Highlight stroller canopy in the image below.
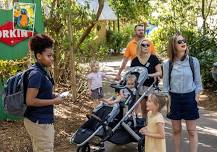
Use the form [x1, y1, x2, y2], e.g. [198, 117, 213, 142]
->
[122, 66, 149, 88]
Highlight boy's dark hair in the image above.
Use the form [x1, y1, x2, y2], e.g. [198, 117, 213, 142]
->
[134, 24, 144, 30]
[29, 34, 54, 58]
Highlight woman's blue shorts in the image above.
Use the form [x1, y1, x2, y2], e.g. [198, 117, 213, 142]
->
[167, 91, 199, 120]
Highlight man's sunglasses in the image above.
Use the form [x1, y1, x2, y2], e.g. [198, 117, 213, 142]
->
[141, 43, 150, 47]
[177, 39, 186, 44]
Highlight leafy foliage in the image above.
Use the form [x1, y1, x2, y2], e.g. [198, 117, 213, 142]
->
[0, 58, 29, 80]
[189, 29, 217, 89]
[108, 0, 152, 22]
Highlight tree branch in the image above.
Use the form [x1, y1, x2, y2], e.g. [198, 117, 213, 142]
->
[205, 0, 213, 19]
[75, 0, 104, 53]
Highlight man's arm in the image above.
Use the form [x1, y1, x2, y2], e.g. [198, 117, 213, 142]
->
[115, 56, 128, 80]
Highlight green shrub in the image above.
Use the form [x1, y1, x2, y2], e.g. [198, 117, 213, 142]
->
[106, 25, 133, 53]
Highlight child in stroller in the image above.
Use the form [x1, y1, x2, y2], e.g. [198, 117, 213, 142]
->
[71, 66, 155, 152]
[92, 74, 137, 123]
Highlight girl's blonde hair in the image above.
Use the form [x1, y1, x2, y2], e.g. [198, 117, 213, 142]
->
[136, 38, 150, 58]
[167, 32, 189, 61]
[89, 61, 99, 72]
[149, 93, 168, 112]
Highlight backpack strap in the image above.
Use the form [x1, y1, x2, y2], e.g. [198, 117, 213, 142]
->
[168, 60, 173, 90]
[189, 56, 195, 82]
[18, 67, 42, 91]
[12, 73, 23, 94]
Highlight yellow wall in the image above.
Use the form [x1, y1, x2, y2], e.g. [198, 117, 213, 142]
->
[93, 21, 108, 44]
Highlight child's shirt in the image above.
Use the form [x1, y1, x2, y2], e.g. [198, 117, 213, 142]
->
[121, 88, 136, 101]
[87, 72, 105, 90]
[145, 111, 166, 152]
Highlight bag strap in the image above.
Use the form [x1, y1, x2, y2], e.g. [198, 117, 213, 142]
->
[189, 56, 195, 82]
[168, 60, 173, 90]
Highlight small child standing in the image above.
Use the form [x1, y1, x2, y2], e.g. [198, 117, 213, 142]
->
[139, 93, 167, 152]
[87, 61, 106, 105]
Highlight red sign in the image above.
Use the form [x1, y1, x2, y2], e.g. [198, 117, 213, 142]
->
[0, 21, 33, 46]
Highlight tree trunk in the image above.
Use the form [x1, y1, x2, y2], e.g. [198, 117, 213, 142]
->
[53, 45, 61, 84]
[201, 0, 213, 35]
[201, 0, 206, 35]
[117, 13, 120, 32]
[68, 13, 77, 101]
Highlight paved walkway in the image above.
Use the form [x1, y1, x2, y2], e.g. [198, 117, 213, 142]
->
[99, 58, 217, 152]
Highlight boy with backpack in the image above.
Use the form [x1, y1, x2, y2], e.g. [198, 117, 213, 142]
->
[3, 34, 63, 152]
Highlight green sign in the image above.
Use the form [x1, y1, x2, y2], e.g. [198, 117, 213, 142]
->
[0, 0, 44, 120]
[0, 0, 44, 60]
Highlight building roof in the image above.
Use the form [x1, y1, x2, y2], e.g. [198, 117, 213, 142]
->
[77, 0, 117, 21]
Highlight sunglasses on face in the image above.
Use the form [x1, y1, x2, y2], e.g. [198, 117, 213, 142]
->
[141, 43, 150, 48]
[127, 83, 134, 86]
[177, 39, 186, 44]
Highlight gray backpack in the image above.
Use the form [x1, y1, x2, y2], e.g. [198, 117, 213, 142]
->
[2, 67, 37, 117]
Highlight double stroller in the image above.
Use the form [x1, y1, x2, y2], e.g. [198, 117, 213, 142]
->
[70, 66, 158, 152]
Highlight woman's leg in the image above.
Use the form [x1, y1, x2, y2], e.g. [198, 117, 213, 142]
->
[171, 120, 182, 152]
[186, 120, 198, 152]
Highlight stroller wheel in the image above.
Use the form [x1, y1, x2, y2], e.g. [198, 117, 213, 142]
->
[77, 144, 90, 152]
[138, 136, 145, 152]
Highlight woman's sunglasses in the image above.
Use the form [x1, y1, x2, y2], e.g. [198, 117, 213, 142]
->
[127, 83, 134, 86]
[177, 39, 186, 44]
[141, 43, 150, 48]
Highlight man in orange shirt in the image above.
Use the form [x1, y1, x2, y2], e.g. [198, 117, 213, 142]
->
[115, 24, 156, 80]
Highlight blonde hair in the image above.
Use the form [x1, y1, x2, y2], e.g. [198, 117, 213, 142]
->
[167, 33, 189, 61]
[89, 61, 99, 72]
[149, 93, 168, 112]
[136, 38, 150, 58]
[127, 74, 137, 84]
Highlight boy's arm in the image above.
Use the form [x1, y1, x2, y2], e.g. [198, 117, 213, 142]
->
[102, 97, 113, 103]
[87, 79, 92, 94]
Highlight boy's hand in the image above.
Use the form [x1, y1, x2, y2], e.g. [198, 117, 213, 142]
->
[88, 90, 92, 96]
[107, 100, 114, 105]
[53, 96, 63, 105]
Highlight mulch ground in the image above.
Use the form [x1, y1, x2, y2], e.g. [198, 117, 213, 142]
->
[0, 95, 95, 152]
[0, 89, 217, 152]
